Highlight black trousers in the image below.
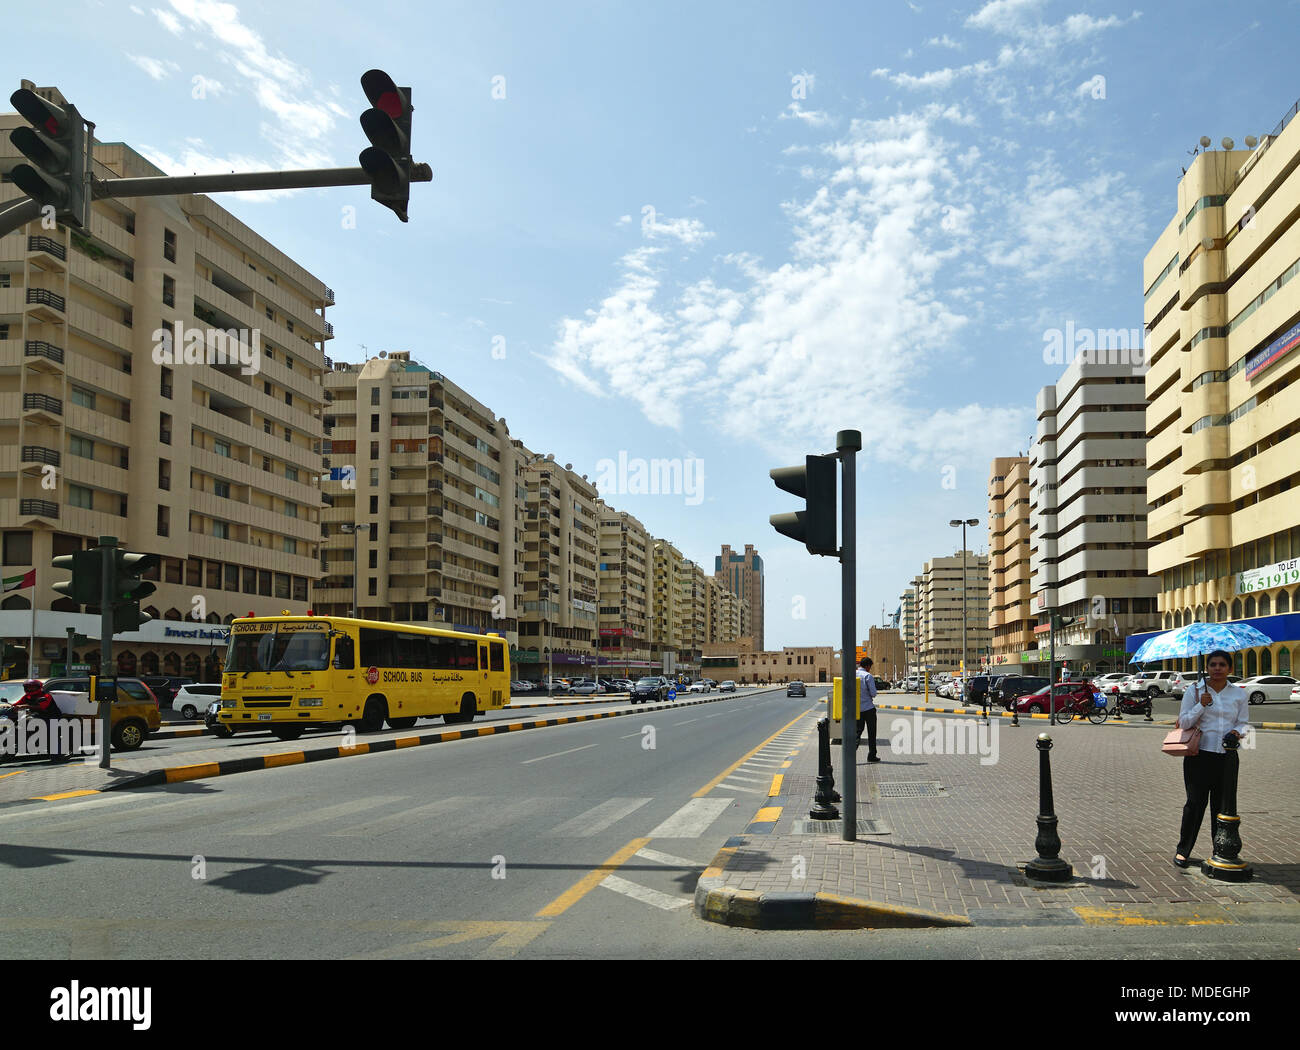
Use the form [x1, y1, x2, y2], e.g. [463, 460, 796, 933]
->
[1177, 751, 1226, 857]
[855, 709, 878, 757]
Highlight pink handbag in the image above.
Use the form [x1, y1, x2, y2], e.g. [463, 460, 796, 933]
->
[1161, 725, 1201, 757]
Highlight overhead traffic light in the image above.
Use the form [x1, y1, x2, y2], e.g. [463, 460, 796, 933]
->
[770, 454, 838, 556]
[1053, 614, 1082, 630]
[358, 69, 414, 222]
[9, 87, 91, 228]
[111, 550, 159, 632]
[52, 549, 103, 606]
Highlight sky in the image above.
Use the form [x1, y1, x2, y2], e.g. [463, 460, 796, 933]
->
[17, 0, 1300, 648]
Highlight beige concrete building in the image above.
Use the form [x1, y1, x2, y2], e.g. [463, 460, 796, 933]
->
[987, 456, 1036, 671]
[651, 539, 684, 673]
[678, 559, 708, 673]
[1, 86, 329, 679]
[899, 579, 920, 672]
[597, 501, 653, 677]
[737, 645, 837, 685]
[915, 551, 990, 673]
[1140, 103, 1300, 677]
[707, 576, 749, 646]
[714, 543, 764, 651]
[864, 626, 908, 682]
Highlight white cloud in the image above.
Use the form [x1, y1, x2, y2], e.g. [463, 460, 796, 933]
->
[780, 102, 835, 128]
[126, 54, 181, 80]
[152, 6, 183, 34]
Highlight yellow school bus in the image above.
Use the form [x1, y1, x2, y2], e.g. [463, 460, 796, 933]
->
[219, 616, 509, 740]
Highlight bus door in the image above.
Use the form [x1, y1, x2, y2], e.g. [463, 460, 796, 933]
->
[333, 631, 356, 680]
[479, 644, 489, 689]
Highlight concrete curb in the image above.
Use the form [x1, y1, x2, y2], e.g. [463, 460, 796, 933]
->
[692, 840, 972, 931]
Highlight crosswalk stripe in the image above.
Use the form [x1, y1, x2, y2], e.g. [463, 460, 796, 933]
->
[648, 796, 733, 837]
[31, 797, 197, 835]
[599, 874, 691, 911]
[0, 792, 138, 826]
[719, 782, 765, 794]
[235, 796, 407, 835]
[723, 773, 769, 783]
[635, 846, 704, 869]
[325, 796, 473, 837]
[548, 797, 653, 837]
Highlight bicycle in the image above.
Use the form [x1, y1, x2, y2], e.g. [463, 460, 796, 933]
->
[1055, 692, 1108, 725]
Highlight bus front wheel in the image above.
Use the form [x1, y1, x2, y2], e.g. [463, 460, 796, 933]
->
[359, 697, 387, 732]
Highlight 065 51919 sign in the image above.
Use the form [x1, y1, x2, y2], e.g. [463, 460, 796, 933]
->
[1236, 558, 1300, 595]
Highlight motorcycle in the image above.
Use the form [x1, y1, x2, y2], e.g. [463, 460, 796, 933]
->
[1105, 692, 1153, 718]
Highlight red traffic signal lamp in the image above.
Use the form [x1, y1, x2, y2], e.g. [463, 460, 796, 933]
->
[770, 454, 838, 556]
[9, 87, 91, 228]
[359, 69, 414, 222]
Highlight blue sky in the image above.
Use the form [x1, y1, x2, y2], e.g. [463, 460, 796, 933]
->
[22, 0, 1300, 648]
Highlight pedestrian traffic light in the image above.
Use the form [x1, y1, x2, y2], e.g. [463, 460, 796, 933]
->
[358, 69, 413, 222]
[51, 549, 102, 606]
[9, 87, 91, 228]
[111, 550, 159, 632]
[770, 454, 838, 556]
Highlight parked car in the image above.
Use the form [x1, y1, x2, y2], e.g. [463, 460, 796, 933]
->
[1014, 681, 1099, 715]
[630, 677, 669, 704]
[569, 678, 605, 695]
[687, 681, 710, 693]
[995, 676, 1051, 709]
[719, 680, 737, 692]
[1237, 675, 1300, 705]
[205, 698, 233, 738]
[1122, 671, 1182, 698]
[40, 676, 162, 751]
[172, 683, 222, 720]
[139, 675, 194, 709]
[787, 681, 807, 697]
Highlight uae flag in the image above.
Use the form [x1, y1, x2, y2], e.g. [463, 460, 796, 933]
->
[2, 569, 35, 592]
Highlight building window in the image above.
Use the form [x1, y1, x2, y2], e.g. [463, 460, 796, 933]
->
[69, 485, 93, 509]
[214, 440, 231, 458]
[214, 481, 230, 499]
[163, 229, 176, 263]
[70, 386, 95, 409]
[283, 538, 297, 555]
[371, 388, 380, 406]
[212, 520, 229, 540]
[162, 275, 175, 308]
[69, 436, 94, 460]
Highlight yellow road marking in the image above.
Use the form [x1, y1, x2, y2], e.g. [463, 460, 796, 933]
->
[753, 806, 781, 823]
[33, 789, 99, 800]
[344, 920, 552, 960]
[768, 774, 783, 796]
[693, 710, 809, 797]
[0, 770, 25, 781]
[535, 836, 651, 918]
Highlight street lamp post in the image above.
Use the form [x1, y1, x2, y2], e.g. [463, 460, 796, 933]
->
[949, 518, 979, 702]
[339, 522, 374, 618]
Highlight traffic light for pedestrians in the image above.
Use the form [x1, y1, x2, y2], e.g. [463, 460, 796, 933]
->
[9, 87, 91, 228]
[358, 69, 414, 222]
[112, 550, 158, 632]
[52, 549, 103, 606]
[770, 454, 838, 556]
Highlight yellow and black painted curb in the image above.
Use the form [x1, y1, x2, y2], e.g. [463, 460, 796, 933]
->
[92, 694, 738, 794]
[693, 838, 972, 930]
[871, 702, 1299, 732]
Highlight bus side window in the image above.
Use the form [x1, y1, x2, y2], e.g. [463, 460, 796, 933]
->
[490, 643, 505, 672]
[334, 635, 355, 670]
[479, 645, 489, 670]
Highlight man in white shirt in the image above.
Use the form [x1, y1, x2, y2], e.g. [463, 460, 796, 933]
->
[1174, 649, 1251, 868]
[855, 657, 881, 763]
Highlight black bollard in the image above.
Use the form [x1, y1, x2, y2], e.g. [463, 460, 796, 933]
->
[1024, 733, 1072, 882]
[1202, 734, 1253, 882]
[810, 717, 840, 820]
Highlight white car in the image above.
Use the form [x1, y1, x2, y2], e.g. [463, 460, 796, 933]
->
[1123, 671, 1182, 698]
[1093, 673, 1133, 694]
[568, 680, 605, 695]
[687, 681, 709, 693]
[171, 683, 222, 720]
[1237, 675, 1299, 705]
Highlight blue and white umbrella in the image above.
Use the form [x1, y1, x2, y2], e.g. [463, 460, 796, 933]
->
[1130, 621, 1274, 665]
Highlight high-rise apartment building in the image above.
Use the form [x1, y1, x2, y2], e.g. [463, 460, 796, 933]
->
[988, 455, 1036, 670]
[2, 86, 329, 679]
[597, 501, 653, 677]
[1029, 357, 1161, 674]
[899, 580, 919, 671]
[715, 543, 764, 650]
[1138, 102, 1300, 677]
[915, 551, 990, 673]
[651, 538, 684, 671]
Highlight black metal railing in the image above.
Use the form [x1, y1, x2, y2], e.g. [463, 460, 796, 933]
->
[22, 393, 63, 414]
[21, 446, 60, 467]
[27, 236, 66, 260]
[26, 288, 65, 311]
[24, 340, 64, 363]
[20, 499, 58, 518]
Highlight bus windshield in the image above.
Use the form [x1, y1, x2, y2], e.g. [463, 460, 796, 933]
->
[225, 624, 330, 673]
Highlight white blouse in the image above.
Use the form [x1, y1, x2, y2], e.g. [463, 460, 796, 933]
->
[1177, 680, 1251, 754]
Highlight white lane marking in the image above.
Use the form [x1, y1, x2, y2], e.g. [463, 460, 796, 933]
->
[235, 796, 407, 835]
[723, 773, 769, 784]
[648, 797, 733, 838]
[548, 797, 653, 837]
[635, 847, 704, 869]
[599, 874, 691, 911]
[326, 797, 468, 837]
[28, 797, 199, 835]
[718, 782, 765, 794]
[522, 743, 599, 765]
[0, 792, 141, 825]
[671, 718, 699, 726]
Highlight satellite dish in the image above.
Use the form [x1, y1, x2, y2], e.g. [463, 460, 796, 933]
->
[1245, 135, 1258, 148]
[378, 350, 387, 358]
[1200, 136, 1212, 148]
[564, 463, 573, 471]
[1202, 237, 1215, 251]
[1222, 137, 1235, 150]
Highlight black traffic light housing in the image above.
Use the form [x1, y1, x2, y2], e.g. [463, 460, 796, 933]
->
[112, 550, 159, 632]
[9, 87, 91, 228]
[359, 69, 414, 222]
[52, 549, 103, 606]
[770, 454, 838, 556]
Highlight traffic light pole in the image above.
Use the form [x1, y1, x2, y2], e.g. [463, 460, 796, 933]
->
[98, 535, 116, 770]
[838, 429, 861, 843]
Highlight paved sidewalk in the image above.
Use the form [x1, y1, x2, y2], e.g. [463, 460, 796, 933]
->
[695, 705, 1300, 929]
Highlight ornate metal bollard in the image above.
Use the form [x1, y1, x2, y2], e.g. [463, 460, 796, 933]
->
[1024, 733, 1072, 882]
[810, 716, 840, 820]
[1202, 734, 1254, 882]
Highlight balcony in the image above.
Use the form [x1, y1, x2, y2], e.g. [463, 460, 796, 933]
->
[27, 235, 66, 262]
[23, 392, 63, 417]
[21, 446, 60, 468]
[20, 499, 58, 518]
[24, 340, 64, 367]
[25, 287, 65, 316]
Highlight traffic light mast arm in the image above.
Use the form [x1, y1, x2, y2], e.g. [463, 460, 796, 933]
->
[90, 163, 434, 200]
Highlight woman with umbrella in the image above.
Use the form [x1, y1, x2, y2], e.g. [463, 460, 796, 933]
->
[1174, 649, 1251, 867]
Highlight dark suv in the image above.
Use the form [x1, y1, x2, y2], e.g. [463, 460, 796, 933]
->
[139, 676, 193, 708]
[994, 676, 1050, 710]
[630, 677, 670, 704]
